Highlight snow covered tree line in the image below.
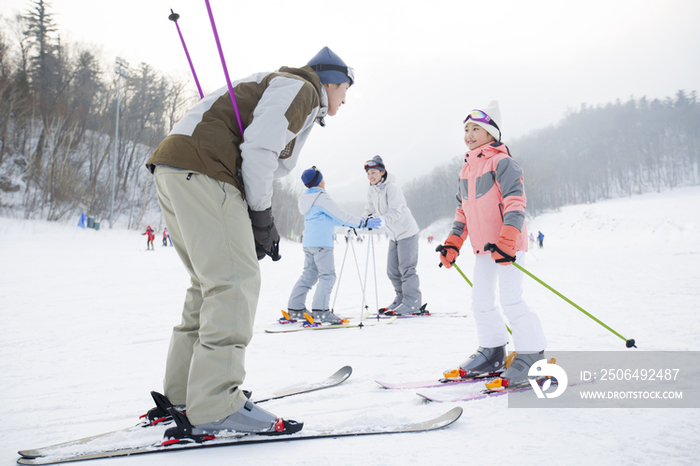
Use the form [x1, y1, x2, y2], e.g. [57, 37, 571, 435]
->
[0, 1, 194, 226]
[404, 92, 700, 228]
[0, 1, 317, 235]
[1, 2, 698, 235]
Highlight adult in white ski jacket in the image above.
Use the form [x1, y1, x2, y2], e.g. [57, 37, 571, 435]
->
[145, 47, 354, 435]
[362, 156, 423, 315]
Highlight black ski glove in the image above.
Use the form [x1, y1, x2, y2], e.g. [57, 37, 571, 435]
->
[248, 208, 281, 261]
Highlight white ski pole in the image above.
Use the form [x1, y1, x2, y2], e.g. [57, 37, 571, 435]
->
[349, 237, 368, 318]
[369, 229, 380, 313]
[358, 232, 372, 325]
[331, 232, 351, 312]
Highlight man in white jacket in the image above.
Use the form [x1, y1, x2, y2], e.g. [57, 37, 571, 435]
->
[362, 156, 424, 316]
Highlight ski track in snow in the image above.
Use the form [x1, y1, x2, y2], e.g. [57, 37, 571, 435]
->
[2, 186, 700, 465]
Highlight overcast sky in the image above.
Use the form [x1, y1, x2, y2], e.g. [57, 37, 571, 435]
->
[2, 0, 699, 201]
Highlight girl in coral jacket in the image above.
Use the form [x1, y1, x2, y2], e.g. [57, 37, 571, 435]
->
[437, 101, 547, 388]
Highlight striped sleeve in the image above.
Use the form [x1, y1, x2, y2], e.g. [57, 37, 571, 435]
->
[495, 157, 526, 231]
[241, 76, 319, 211]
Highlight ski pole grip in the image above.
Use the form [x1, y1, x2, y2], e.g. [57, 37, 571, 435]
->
[436, 244, 459, 256]
[436, 244, 444, 267]
[271, 241, 282, 262]
[436, 244, 459, 268]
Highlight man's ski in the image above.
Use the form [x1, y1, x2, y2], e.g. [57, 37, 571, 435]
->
[255, 365, 352, 402]
[375, 374, 496, 390]
[17, 407, 463, 465]
[265, 316, 397, 333]
[18, 366, 352, 460]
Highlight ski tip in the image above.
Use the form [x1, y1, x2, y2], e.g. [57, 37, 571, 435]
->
[337, 365, 353, 380]
[424, 406, 463, 427]
[448, 406, 464, 422]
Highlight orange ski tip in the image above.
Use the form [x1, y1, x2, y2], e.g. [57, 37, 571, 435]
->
[341, 318, 350, 323]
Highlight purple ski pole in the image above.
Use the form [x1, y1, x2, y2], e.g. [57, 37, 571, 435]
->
[203, 0, 245, 136]
[168, 9, 204, 99]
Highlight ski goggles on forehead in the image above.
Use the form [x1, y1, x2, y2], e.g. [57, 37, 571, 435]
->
[463, 110, 500, 132]
[364, 160, 382, 171]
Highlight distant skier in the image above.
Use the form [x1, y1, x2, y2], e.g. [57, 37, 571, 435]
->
[529, 232, 535, 249]
[437, 101, 547, 388]
[537, 231, 544, 249]
[362, 155, 424, 316]
[143, 226, 155, 251]
[162, 227, 171, 246]
[287, 167, 374, 324]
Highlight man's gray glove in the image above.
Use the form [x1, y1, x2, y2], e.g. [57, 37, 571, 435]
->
[248, 208, 281, 261]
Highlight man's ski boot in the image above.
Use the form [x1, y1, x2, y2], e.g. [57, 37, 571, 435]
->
[161, 400, 303, 446]
[443, 345, 508, 381]
[140, 391, 185, 427]
[142, 390, 253, 427]
[485, 351, 550, 390]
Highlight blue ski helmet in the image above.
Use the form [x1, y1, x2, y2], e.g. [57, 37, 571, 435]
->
[308, 47, 354, 86]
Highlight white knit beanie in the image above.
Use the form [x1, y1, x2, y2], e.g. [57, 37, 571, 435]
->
[465, 100, 502, 142]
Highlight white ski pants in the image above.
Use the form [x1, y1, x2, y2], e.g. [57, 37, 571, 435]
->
[471, 251, 547, 352]
[154, 166, 259, 425]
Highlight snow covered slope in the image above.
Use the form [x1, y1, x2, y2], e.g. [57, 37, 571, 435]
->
[2, 186, 699, 465]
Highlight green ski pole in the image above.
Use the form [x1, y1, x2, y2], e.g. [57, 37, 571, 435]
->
[452, 262, 472, 287]
[483, 243, 636, 348]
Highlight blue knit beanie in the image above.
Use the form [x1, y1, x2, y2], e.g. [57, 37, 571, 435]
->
[301, 167, 323, 188]
[308, 47, 354, 86]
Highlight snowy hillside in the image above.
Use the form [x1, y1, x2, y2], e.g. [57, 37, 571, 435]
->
[1, 186, 699, 465]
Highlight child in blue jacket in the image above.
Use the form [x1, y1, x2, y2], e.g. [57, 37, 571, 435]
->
[287, 167, 377, 323]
